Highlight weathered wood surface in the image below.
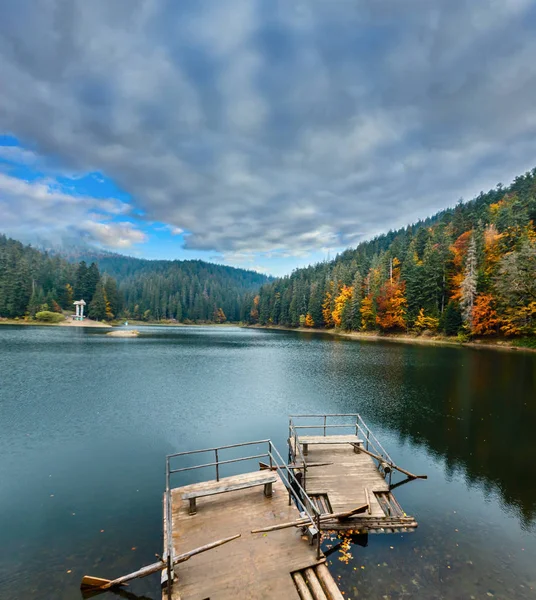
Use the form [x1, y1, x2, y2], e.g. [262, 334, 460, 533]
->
[165, 475, 327, 599]
[180, 470, 277, 499]
[292, 440, 389, 519]
[299, 435, 363, 446]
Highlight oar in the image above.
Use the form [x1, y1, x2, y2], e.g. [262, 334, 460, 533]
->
[259, 461, 333, 470]
[351, 444, 427, 480]
[81, 533, 241, 591]
[251, 504, 369, 534]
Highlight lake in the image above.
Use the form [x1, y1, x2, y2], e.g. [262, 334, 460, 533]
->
[0, 325, 535, 599]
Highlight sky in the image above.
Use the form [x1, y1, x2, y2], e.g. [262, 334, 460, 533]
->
[1, 1, 536, 276]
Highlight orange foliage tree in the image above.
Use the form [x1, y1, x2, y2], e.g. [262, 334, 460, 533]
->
[376, 280, 407, 331]
[332, 285, 353, 327]
[305, 313, 314, 327]
[471, 294, 500, 335]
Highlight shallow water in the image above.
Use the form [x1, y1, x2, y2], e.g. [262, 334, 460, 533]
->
[0, 325, 535, 599]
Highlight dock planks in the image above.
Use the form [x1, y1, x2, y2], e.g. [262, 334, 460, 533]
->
[290, 436, 415, 530]
[164, 474, 324, 599]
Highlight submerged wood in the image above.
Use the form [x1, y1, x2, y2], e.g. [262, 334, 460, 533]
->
[352, 444, 427, 480]
[251, 504, 368, 533]
[81, 534, 240, 591]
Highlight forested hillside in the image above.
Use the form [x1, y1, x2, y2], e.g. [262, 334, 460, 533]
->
[0, 237, 270, 323]
[0, 235, 119, 321]
[247, 169, 536, 338]
[75, 253, 271, 322]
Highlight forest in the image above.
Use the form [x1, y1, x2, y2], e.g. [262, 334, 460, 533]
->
[0, 235, 270, 323]
[245, 169, 536, 339]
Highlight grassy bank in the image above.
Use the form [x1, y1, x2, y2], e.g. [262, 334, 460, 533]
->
[247, 324, 536, 353]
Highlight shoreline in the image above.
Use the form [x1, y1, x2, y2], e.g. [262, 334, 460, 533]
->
[246, 324, 536, 354]
[0, 317, 111, 328]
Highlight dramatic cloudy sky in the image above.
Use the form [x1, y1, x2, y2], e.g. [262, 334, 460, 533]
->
[1, 0, 536, 275]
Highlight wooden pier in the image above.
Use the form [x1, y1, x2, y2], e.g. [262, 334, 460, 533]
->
[288, 414, 419, 533]
[158, 415, 420, 599]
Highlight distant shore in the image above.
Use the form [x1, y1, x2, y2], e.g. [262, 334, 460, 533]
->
[246, 324, 536, 353]
[0, 316, 111, 328]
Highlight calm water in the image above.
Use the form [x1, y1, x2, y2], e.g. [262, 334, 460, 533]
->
[1, 325, 535, 599]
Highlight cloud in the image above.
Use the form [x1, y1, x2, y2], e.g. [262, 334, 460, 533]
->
[1, 0, 536, 258]
[0, 172, 146, 248]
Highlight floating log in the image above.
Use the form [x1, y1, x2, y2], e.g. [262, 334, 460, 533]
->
[352, 444, 427, 480]
[81, 533, 241, 591]
[251, 504, 368, 533]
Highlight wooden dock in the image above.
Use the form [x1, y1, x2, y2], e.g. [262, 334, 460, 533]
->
[159, 416, 421, 600]
[163, 440, 345, 600]
[288, 415, 419, 533]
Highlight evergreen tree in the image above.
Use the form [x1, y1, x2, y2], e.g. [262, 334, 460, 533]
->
[444, 301, 463, 335]
[88, 282, 107, 321]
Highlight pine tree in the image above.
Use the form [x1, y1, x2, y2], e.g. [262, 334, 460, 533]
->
[444, 301, 463, 336]
[88, 282, 107, 321]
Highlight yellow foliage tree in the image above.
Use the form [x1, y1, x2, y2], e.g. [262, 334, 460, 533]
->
[360, 296, 376, 331]
[322, 283, 334, 327]
[332, 285, 353, 327]
[413, 308, 439, 332]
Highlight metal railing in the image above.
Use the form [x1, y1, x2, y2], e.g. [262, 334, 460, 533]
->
[288, 413, 394, 484]
[164, 439, 322, 596]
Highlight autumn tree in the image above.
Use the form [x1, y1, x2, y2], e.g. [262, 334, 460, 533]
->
[305, 313, 314, 327]
[332, 285, 353, 328]
[360, 296, 376, 331]
[376, 280, 407, 331]
[471, 294, 499, 335]
[322, 282, 335, 328]
[413, 308, 439, 333]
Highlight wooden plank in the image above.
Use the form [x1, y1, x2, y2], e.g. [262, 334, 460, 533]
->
[304, 567, 328, 600]
[293, 571, 314, 600]
[181, 470, 277, 498]
[315, 563, 344, 600]
[299, 435, 363, 445]
[182, 475, 277, 499]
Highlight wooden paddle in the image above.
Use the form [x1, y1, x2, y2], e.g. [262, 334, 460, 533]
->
[351, 444, 427, 480]
[81, 533, 241, 591]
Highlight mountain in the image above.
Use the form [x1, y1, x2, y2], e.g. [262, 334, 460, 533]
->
[0, 237, 271, 323]
[246, 169, 536, 338]
[66, 251, 271, 323]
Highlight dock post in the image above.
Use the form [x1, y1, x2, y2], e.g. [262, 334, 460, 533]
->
[215, 449, 219, 482]
[166, 553, 172, 600]
[316, 512, 321, 560]
[323, 415, 327, 437]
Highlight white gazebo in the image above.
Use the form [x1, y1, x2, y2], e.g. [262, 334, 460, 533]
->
[73, 299, 86, 321]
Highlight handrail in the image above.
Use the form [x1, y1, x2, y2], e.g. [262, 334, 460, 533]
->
[288, 413, 394, 484]
[164, 436, 324, 586]
[167, 439, 271, 459]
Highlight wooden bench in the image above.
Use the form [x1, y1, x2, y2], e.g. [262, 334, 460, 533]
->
[298, 435, 363, 456]
[182, 472, 278, 515]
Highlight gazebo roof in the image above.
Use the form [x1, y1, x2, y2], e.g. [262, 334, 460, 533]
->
[73, 299, 86, 305]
